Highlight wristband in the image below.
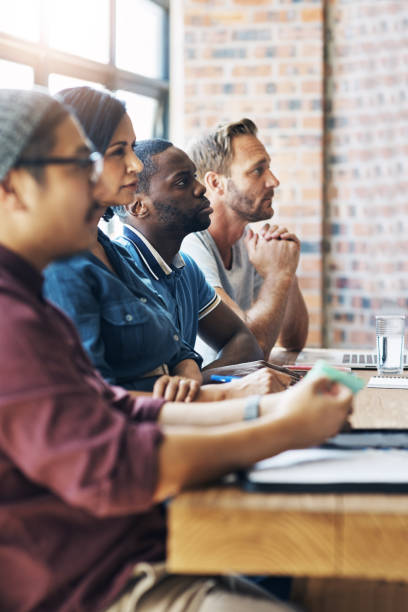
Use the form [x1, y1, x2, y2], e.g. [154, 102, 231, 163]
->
[243, 395, 261, 420]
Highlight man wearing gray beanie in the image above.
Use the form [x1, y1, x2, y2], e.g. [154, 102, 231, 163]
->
[0, 90, 351, 612]
[0, 89, 59, 180]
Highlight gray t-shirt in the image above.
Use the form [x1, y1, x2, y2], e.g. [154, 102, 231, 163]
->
[181, 229, 263, 364]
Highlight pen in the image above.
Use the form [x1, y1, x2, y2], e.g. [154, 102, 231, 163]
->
[210, 374, 241, 383]
[284, 364, 352, 373]
[265, 363, 302, 381]
[281, 365, 312, 371]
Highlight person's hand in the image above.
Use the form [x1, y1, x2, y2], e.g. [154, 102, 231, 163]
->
[222, 367, 291, 398]
[153, 375, 200, 402]
[244, 227, 300, 280]
[259, 223, 300, 246]
[262, 375, 353, 448]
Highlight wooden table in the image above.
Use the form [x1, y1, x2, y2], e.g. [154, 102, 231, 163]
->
[167, 350, 408, 610]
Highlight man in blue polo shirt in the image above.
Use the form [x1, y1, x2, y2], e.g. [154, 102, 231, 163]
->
[113, 139, 269, 373]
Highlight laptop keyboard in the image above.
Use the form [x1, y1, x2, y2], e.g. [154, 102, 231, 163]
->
[342, 353, 407, 365]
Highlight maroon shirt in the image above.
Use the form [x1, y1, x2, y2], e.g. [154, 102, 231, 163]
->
[0, 244, 167, 612]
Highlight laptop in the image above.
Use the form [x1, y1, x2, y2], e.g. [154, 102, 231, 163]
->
[294, 348, 408, 370]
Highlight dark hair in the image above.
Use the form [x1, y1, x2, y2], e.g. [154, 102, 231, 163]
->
[113, 138, 173, 220]
[57, 87, 127, 221]
[57, 87, 126, 154]
[18, 101, 69, 183]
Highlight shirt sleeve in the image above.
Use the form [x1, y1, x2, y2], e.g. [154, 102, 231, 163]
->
[0, 299, 166, 518]
[110, 384, 165, 421]
[44, 262, 118, 384]
[0, 390, 164, 517]
[182, 254, 221, 321]
[166, 338, 203, 371]
[181, 233, 223, 289]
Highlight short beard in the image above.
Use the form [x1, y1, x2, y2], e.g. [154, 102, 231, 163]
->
[152, 198, 211, 236]
[225, 179, 271, 223]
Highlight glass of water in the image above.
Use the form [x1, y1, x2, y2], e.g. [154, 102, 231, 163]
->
[376, 315, 405, 375]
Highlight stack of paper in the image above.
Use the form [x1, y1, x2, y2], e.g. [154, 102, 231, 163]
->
[367, 376, 408, 389]
[244, 446, 408, 492]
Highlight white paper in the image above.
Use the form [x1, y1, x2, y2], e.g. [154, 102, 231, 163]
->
[248, 448, 408, 485]
[367, 376, 408, 389]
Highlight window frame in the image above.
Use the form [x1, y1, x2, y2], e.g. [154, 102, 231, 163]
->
[0, 0, 169, 137]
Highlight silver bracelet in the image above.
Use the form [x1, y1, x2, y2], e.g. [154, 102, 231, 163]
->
[243, 395, 261, 420]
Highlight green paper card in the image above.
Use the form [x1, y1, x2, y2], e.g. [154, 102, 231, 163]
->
[305, 360, 365, 395]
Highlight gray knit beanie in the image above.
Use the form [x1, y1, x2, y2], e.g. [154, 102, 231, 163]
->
[0, 89, 58, 181]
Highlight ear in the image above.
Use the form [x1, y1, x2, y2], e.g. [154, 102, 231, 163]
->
[127, 193, 152, 219]
[0, 170, 30, 212]
[204, 171, 226, 196]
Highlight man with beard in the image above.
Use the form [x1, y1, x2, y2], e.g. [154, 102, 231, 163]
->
[114, 138, 274, 373]
[182, 118, 309, 365]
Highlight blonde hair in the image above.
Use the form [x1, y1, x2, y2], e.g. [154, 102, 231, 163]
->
[187, 118, 257, 183]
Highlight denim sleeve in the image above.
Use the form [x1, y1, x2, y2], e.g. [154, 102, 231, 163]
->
[167, 338, 203, 371]
[44, 264, 117, 384]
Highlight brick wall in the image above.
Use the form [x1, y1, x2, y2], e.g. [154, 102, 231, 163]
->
[324, 0, 408, 348]
[171, 0, 408, 348]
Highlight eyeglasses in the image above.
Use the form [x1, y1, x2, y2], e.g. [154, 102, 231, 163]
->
[15, 151, 103, 184]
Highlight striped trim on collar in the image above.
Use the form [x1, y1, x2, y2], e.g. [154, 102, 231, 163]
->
[122, 225, 185, 280]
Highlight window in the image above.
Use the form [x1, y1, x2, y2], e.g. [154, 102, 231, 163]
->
[45, 0, 110, 64]
[0, 0, 169, 139]
[0, 59, 34, 89]
[0, 0, 41, 42]
[48, 74, 104, 95]
[116, 89, 160, 140]
[116, 0, 167, 80]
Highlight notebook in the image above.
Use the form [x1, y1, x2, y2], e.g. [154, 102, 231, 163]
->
[294, 348, 408, 370]
[324, 430, 408, 448]
[242, 445, 408, 493]
[367, 376, 408, 389]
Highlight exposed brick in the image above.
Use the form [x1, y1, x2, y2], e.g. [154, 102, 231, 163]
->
[275, 80, 298, 94]
[303, 116, 322, 129]
[306, 329, 323, 345]
[300, 222, 322, 239]
[203, 82, 248, 95]
[204, 47, 247, 59]
[254, 10, 297, 23]
[301, 7, 323, 23]
[301, 44, 322, 58]
[307, 311, 323, 328]
[254, 45, 297, 58]
[232, 64, 271, 77]
[298, 277, 321, 291]
[232, 29, 272, 41]
[184, 83, 198, 97]
[233, 0, 270, 5]
[185, 66, 224, 78]
[301, 80, 321, 94]
[300, 257, 323, 274]
[302, 188, 321, 201]
[184, 14, 213, 27]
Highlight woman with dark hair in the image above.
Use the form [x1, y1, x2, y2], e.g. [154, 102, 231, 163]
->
[57, 86, 125, 224]
[44, 87, 204, 399]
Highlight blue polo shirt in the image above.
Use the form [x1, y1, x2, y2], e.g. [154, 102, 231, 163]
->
[43, 229, 202, 391]
[115, 226, 221, 349]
